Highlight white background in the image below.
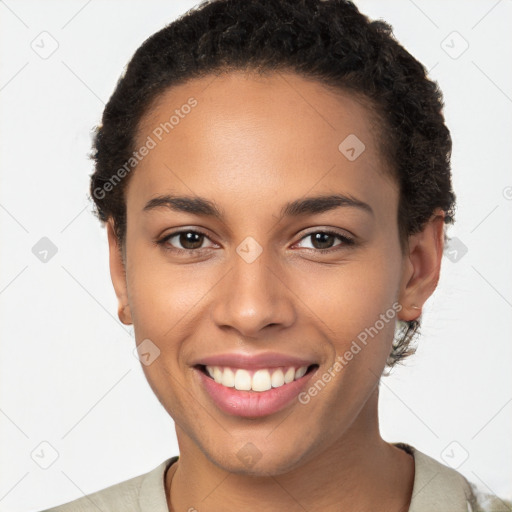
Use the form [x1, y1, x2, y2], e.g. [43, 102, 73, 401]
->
[1, 1, 511, 510]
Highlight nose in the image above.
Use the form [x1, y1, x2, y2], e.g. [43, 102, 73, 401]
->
[210, 243, 296, 338]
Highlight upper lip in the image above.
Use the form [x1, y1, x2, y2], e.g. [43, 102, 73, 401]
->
[193, 352, 317, 370]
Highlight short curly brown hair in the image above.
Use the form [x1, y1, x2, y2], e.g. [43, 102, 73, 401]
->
[89, 0, 456, 369]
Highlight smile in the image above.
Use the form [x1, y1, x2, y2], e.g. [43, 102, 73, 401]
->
[193, 353, 319, 418]
[203, 365, 311, 392]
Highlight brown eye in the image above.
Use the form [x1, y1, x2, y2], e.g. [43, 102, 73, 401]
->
[159, 230, 215, 252]
[296, 230, 355, 252]
[310, 232, 337, 250]
[176, 231, 204, 250]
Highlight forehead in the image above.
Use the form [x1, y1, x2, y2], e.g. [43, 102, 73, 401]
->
[129, 71, 397, 220]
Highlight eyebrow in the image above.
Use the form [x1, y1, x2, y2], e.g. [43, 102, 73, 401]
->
[142, 193, 374, 219]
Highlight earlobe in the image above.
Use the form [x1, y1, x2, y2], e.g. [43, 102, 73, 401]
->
[398, 209, 446, 322]
[119, 303, 133, 326]
[106, 219, 133, 325]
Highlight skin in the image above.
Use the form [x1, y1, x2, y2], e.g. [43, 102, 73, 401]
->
[107, 71, 445, 512]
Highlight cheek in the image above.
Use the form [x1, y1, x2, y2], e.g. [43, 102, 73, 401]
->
[124, 244, 204, 413]
[125, 240, 214, 337]
[317, 256, 401, 345]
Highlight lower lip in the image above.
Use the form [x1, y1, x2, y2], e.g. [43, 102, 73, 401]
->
[196, 367, 315, 418]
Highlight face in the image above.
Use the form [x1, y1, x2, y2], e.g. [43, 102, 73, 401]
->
[108, 71, 442, 475]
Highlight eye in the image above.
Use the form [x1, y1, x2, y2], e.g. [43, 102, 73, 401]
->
[157, 229, 216, 253]
[295, 230, 355, 252]
[157, 228, 355, 255]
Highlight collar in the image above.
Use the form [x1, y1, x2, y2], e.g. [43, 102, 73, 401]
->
[394, 442, 475, 512]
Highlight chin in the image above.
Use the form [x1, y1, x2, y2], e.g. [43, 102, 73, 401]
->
[202, 437, 318, 477]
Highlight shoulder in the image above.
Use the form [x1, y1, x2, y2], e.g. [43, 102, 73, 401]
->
[39, 457, 177, 512]
[395, 443, 511, 512]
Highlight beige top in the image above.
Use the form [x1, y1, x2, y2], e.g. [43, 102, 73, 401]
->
[41, 443, 505, 512]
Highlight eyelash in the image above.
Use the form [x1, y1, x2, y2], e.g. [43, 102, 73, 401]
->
[156, 229, 355, 256]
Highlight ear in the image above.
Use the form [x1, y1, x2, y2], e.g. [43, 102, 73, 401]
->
[106, 219, 133, 325]
[398, 208, 446, 322]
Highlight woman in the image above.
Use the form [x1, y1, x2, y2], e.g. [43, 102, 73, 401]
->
[41, 0, 505, 510]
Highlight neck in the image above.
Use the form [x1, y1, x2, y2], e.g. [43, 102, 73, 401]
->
[165, 388, 414, 512]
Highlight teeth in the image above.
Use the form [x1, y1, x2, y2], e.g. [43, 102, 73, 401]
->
[204, 365, 311, 392]
[271, 368, 284, 388]
[284, 367, 295, 383]
[252, 369, 272, 392]
[213, 367, 223, 384]
[295, 366, 307, 379]
[234, 369, 252, 390]
[221, 367, 235, 388]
